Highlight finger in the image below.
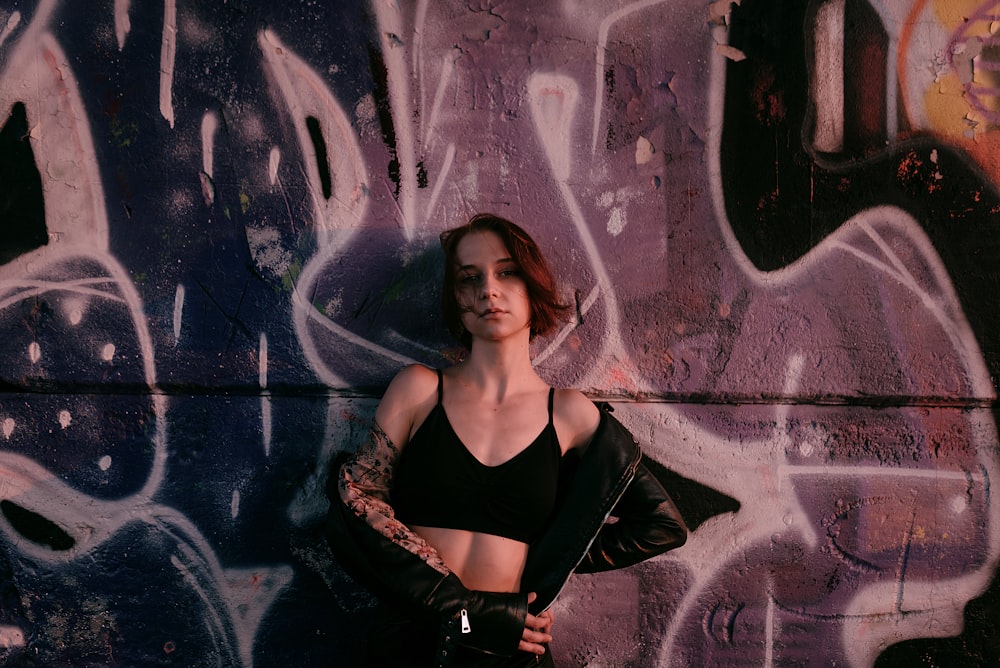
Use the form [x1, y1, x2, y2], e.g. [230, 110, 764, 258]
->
[517, 639, 547, 656]
[528, 610, 555, 632]
[524, 615, 552, 633]
[521, 626, 553, 645]
[526, 613, 551, 634]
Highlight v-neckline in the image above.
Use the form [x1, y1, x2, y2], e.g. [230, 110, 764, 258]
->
[440, 403, 551, 469]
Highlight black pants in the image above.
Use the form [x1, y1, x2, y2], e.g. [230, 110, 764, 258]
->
[368, 604, 555, 667]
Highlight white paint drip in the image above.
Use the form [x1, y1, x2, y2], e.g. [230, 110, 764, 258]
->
[2, 418, 14, 439]
[268, 147, 281, 186]
[0, 11, 21, 51]
[101, 342, 116, 361]
[527, 73, 578, 182]
[258, 332, 268, 388]
[66, 299, 85, 325]
[201, 112, 218, 177]
[424, 49, 460, 152]
[425, 142, 455, 225]
[98, 455, 112, 471]
[262, 394, 272, 458]
[231, 489, 240, 519]
[765, 585, 776, 667]
[114, 0, 131, 50]
[159, 0, 177, 128]
[28, 341, 40, 363]
[58, 410, 71, 429]
[173, 283, 185, 344]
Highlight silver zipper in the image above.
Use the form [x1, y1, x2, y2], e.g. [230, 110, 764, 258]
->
[460, 608, 471, 633]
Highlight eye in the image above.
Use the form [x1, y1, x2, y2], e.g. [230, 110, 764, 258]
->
[459, 273, 481, 284]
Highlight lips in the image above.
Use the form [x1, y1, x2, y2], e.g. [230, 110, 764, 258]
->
[480, 307, 506, 318]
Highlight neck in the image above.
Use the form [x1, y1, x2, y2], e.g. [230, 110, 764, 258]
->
[458, 336, 540, 399]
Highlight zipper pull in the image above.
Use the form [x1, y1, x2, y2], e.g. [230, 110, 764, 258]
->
[460, 608, 471, 634]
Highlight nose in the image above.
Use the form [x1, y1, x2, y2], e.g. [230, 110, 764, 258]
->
[479, 274, 499, 299]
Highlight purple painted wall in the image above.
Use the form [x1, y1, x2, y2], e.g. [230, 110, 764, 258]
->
[0, 0, 998, 665]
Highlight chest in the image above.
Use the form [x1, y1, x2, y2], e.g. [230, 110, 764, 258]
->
[438, 398, 552, 467]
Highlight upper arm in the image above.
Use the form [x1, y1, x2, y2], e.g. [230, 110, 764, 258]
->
[553, 388, 601, 453]
[373, 364, 439, 449]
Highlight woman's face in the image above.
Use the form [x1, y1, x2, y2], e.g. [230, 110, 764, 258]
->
[453, 231, 532, 345]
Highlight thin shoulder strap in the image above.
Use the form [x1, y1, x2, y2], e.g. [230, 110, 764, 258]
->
[547, 387, 555, 426]
[436, 369, 444, 405]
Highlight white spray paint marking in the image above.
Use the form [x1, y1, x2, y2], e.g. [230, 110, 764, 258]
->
[114, 0, 131, 50]
[527, 72, 638, 387]
[0, 11, 21, 50]
[369, 1, 418, 238]
[231, 489, 240, 519]
[261, 394, 272, 457]
[257, 332, 271, 455]
[591, 0, 670, 154]
[66, 298, 85, 325]
[173, 283, 185, 344]
[101, 343, 115, 361]
[950, 494, 968, 513]
[201, 112, 219, 206]
[200, 113, 218, 205]
[201, 112, 218, 176]
[258, 30, 368, 249]
[27, 341, 40, 363]
[260, 332, 273, 457]
[159, 0, 177, 128]
[97, 455, 112, 471]
[268, 147, 281, 186]
[607, 207, 626, 236]
[58, 410, 71, 429]
[527, 73, 578, 182]
[258, 333, 268, 389]
[424, 49, 460, 152]
[0, 24, 110, 248]
[2, 419, 14, 439]
[424, 142, 455, 225]
[169, 536, 294, 667]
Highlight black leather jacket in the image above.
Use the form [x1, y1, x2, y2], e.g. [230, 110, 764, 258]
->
[325, 404, 687, 664]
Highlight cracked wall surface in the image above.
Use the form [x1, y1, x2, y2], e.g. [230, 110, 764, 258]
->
[0, 0, 998, 665]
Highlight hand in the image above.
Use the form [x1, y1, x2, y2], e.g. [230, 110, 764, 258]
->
[517, 592, 554, 656]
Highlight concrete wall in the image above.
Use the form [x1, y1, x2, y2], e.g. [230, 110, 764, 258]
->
[0, 0, 998, 665]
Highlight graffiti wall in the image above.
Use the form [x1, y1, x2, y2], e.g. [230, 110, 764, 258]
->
[0, 0, 997, 665]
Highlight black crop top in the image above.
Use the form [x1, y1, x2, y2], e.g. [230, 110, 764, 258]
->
[391, 370, 562, 544]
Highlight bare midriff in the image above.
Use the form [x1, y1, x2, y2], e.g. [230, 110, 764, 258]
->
[412, 525, 529, 592]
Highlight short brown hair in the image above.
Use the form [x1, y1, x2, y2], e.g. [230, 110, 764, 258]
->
[439, 213, 571, 349]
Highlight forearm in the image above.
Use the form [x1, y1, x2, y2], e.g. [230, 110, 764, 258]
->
[326, 422, 528, 655]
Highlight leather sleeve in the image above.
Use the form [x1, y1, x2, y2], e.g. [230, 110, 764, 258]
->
[573, 459, 688, 574]
[325, 422, 528, 656]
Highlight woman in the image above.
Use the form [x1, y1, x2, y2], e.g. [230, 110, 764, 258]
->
[326, 213, 687, 666]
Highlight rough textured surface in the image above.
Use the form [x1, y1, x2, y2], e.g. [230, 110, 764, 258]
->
[0, 0, 998, 665]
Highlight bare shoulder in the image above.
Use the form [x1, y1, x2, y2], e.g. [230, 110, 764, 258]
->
[374, 364, 440, 447]
[553, 388, 601, 452]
